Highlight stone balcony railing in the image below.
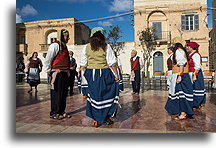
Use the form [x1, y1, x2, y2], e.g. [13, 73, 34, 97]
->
[39, 44, 50, 52]
[154, 31, 171, 44]
[16, 44, 28, 54]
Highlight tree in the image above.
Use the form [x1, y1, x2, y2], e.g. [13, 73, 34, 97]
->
[138, 27, 157, 79]
[107, 25, 125, 56]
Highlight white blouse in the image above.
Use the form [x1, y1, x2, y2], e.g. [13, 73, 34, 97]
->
[191, 53, 201, 70]
[117, 58, 122, 67]
[175, 49, 187, 66]
[79, 44, 117, 67]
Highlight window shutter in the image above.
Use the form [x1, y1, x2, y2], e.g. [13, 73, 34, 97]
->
[181, 15, 186, 30]
[153, 22, 162, 40]
[194, 14, 199, 30]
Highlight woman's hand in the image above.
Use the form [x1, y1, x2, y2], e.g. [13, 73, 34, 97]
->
[193, 75, 197, 82]
[176, 76, 182, 84]
[115, 76, 120, 82]
[77, 71, 81, 78]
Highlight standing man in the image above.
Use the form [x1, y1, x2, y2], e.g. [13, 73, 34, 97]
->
[68, 51, 77, 96]
[45, 29, 71, 120]
[166, 46, 174, 89]
[130, 50, 144, 95]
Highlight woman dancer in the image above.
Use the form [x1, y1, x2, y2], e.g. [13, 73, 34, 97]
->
[79, 27, 120, 127]
[26, 52, 43, 93]
[165, 43, 194, 120]
[186, 42, 206, 108]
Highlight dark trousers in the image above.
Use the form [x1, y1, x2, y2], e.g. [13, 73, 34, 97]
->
[50, 72, 68, 116]
[68, 69, 76, 93]
[132, 70, 141, 93]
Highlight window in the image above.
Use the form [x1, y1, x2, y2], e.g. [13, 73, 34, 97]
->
[201, 57, 208, 63]
[181, 14, 199, 30]
[152, 22, 162, 40]
[20, 36, 25, 44]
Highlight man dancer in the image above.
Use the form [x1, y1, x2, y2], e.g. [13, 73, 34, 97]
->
[68, 51, 77, 96]
[130, 50, 144, 95]
[45, 29, 71, 120]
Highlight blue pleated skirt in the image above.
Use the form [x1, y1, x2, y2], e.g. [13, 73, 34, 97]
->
[78, 71, 88, 96]
[165, 73, 194, 115]
[84, 68, 119, 123]
[192, 71, 206, 107]
[118, 68, 124, 91]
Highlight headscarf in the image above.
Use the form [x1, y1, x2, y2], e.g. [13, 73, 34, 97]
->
[90, 27, 105, 37]
[186, 42, 200, 51]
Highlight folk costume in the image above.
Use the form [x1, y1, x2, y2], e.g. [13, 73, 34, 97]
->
[79, 27, 119, 125]
[68, 53, 77, 96]
[167, 53, 173, 89]
[187, 42, 206, 107]
[26, 57, 43, 87]
[130, 50, 144, 94]
[116, 57, 124, 91]
[165, 46, 194, 117]
[45, 29, 71, 119]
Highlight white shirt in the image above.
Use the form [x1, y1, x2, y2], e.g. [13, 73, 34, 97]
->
[190, 52, 201, 70]
[132, 56, 144, 69]
[176, 49, 187, 66]
[117, 58, 122, 67]
[79, 44, 117, 67]
[44, 43, 60, 73]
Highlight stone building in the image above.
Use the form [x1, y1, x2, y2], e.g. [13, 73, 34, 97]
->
[16, 18, 90, 78]
[134, 0, 211, 76]
[209, 0, 216, 71]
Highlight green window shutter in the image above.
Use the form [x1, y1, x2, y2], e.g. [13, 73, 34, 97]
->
[181, 15, 186, 30]
[194, 14, 199, 30]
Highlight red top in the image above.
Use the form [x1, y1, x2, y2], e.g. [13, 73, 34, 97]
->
[188, 51, 202, 72]
[130, 56, 140, 70]
[51, 42, 70, 70]
[29, 58, 41, 68]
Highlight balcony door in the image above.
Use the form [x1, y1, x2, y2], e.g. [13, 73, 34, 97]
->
[152, 22, 162, 40]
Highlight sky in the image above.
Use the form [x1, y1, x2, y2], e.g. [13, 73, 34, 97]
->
[16, 0, 214, 42]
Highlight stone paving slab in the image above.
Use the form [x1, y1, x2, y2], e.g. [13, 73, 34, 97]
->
[16, 83, 216, 133]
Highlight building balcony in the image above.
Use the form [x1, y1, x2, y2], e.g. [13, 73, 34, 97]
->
[16, 44, 27, 54]
[154, 31, 171, 44]
[39, 44, 50, 52]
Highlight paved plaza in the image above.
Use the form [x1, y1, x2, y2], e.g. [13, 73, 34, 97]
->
[16, 82, 216, 133]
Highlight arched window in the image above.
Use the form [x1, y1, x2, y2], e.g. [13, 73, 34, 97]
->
[153, 51, 164, 73]
[45, 29, 57, 44]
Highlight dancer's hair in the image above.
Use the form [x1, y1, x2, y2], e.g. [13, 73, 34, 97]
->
[172, 43, 189, 65]
[89, 31, 107, 51]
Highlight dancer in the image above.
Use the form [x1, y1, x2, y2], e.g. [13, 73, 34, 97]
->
[79, 27, 120, 127]
[166, 46, 174, 89]
[26, 52, 43, 93]
[77, 64, 88, 100]
[45, 29, 71, 120]
[186, 42, 206, 108]
[130, 50, 144, 95]
[68, 51, 77, 96]
[114, 52, 124, 91]
[16, 60, 25, 82]
[165, 43, 194, 120]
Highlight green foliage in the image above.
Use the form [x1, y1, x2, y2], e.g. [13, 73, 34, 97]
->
[107, 25, 125, 56]
[138, 27, 157, 77]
